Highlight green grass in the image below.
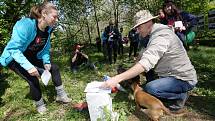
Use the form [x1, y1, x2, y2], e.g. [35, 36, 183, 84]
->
[189, 46, 215, 95]
[0, 46, 215, 120]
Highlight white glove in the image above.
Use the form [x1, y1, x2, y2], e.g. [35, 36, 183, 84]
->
[44, 64, 51, 71]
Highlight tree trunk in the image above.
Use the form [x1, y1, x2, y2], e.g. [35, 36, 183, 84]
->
[93, 4, 100, 38]
[112, 0, 118, 28]
[116, 3, 119, 28]
[86, 19, 91, 44]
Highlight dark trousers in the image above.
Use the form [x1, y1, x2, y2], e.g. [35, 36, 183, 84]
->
[96, 42, 101, 52]
[129, 41, 138, 58]
[102, 42, 108, 60]
[118, 42, 123, 55]
[70, 56, 88, 71]
[8, 60, 62, 101]
[145, 69, 156, 84]
[176, 32, 188, 49]
[107, 41, 118, 64]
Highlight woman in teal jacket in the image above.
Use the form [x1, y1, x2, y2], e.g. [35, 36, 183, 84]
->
[0, 2, 71, 114]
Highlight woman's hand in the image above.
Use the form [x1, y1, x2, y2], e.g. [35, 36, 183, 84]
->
[28, 67, 40, 78]
[175, 26, 186, 32]
[44, 64, 51, 71]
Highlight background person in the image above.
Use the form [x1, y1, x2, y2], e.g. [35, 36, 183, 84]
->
[103, 20, 120, 64]
[101, 31, 108, 61]
[95, 37, 101, 52]
[128, 29, 139, 60]
[118, 27, 124, 55]
[0, 2, 71, 114]
[159, 0, 197, 49]
[70, 44, 95, 73]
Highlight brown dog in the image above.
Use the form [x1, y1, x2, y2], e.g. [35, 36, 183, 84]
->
[131, 82, 185, 121]
[117, 66, 185, 120]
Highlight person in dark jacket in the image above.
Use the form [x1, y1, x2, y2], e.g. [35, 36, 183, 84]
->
[0, 2, 71, 114]
[128, 29, 139, 60]
[70, 44, 96, 73]
[103, 20, 120, 64]
[101, 31, 108, 61]
[118, 27, 124, 55]
[159, 0, 197, 49]
[96, 37, 101, 52]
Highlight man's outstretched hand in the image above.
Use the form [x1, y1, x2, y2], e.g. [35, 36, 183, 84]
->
[100, 76, 120, 89]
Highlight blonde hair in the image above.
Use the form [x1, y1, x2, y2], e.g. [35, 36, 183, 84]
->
[30, 2, 57, 19]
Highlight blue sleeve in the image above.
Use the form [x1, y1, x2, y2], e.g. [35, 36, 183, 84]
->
[181, 11, 198, 30]
[101, 32, 107, 42]
[7, 20, 34, 70]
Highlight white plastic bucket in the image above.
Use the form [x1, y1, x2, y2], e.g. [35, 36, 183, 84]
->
[86, 93, 112, 121]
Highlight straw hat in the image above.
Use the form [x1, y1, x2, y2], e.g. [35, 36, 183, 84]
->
[132, 10, 158, 29]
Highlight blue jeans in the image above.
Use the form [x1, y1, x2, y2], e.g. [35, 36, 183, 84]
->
[144, 77, 194, 101]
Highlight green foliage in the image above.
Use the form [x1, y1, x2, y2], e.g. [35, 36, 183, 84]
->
[208, 0, 215, 10]
[0, 0, 39, 53]
[97, 105, 111, 121]
[188, 46, 215, 100]
[178, 0, 207, 14]
[1, 0, 213, 53]
[0, 19, 10, 53]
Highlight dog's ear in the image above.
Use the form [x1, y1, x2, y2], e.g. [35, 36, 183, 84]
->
[131, 75, 141, 85]
[117, 65, 126, 74]
[118, 65, 123, 69]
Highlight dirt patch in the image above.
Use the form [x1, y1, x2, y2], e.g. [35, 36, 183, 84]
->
[128, 108, 215, 121]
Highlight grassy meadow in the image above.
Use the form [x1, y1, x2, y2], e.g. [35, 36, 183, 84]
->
[0, 45, 215, 121]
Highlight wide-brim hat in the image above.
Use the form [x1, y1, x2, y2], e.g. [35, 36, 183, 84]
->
[132, 10, 158, 30]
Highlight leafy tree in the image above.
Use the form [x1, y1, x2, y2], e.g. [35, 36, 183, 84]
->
[0, 0, 40, 53]
[0, 0, 213, 54]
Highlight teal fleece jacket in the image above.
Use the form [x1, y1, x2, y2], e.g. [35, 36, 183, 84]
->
[0, 18, 52, 71]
